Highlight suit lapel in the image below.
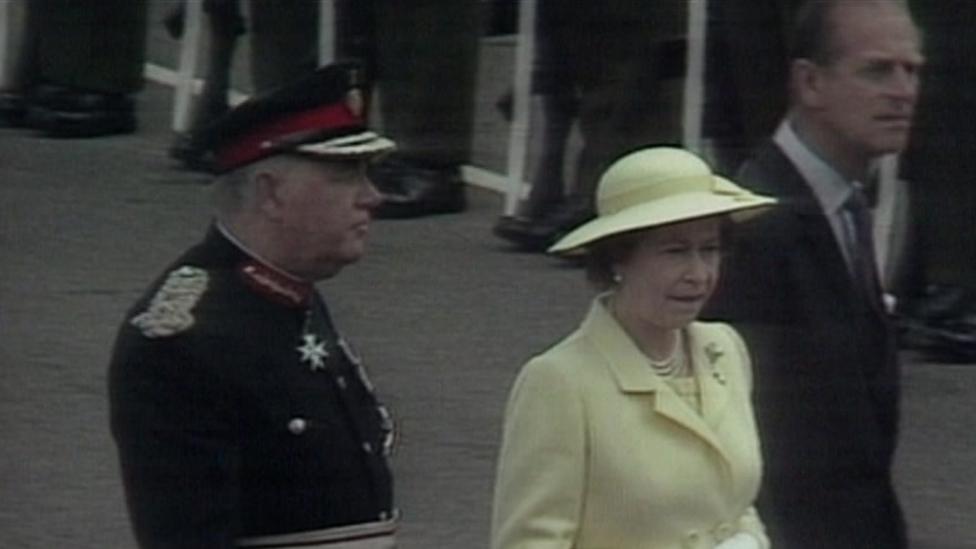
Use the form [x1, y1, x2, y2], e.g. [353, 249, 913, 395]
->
[581, 299, 734, 467]
[753, 145, 866, 308]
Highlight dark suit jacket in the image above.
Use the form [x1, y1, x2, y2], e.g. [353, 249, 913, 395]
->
[705, 142, 906, 548]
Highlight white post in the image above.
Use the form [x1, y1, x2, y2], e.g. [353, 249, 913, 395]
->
[318, 0, 335, 65]
[874, 154, 900, 285]
[172, 0, 204, 132]
[682, 0, 708, 153]
[0, 1, 9, 88]
[502, 0, 538, 215]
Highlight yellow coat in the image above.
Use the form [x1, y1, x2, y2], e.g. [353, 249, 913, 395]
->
[491, 298, 769, 549]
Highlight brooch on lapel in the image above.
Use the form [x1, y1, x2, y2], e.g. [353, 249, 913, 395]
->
[131, 266, 209, 338]
[705, 342, 727, 385]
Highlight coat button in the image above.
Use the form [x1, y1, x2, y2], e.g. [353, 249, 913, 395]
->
[287, 417, 308, 435]
[336, 375, 348, 389]
[362, 442, 374, 454]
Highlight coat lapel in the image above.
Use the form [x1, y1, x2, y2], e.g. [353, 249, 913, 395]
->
[581, 298, 734, 467]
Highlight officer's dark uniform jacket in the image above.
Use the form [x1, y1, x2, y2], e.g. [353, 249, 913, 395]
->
[109, 226, 396, 548]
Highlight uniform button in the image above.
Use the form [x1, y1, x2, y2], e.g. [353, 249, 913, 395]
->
[336, 375, 348, 389]
[287, 417, 307, 435]
[379, 511, 389, 520]
[362, 442, 374, 454]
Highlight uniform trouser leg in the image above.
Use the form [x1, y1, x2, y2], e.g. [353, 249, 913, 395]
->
[563, 1, 686, 213]
[570, 69, 685, 214]
[247, 0, 320, 94]
[189, 0, 245, 131]
[32, 0, 148, 94]
[521, 94, 576, 220]
[904, 0, 976, 292]
[373, 0, 480, 166]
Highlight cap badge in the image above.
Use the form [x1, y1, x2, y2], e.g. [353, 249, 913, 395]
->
[131, 266, 209, 338]
[345, 89, 364, 119]
[297, 333, 330, 371]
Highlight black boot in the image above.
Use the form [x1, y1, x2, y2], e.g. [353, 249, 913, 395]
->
[27, 84, 136, 138]
[0, 92, 29, 128]
[493, 203, 592, 253]
[369, 157, 466, 219]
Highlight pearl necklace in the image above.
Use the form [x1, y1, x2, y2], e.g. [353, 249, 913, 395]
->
[647, 331, 686, 377]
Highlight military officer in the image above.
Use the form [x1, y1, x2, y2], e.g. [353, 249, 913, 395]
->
[109, 61, 398, 548]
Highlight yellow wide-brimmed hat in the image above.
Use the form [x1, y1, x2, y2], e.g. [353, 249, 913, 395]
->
[548, 147, 776, 254]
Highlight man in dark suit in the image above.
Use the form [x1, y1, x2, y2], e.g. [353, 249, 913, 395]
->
[705, 1, 924, 547]
[109, 62, 399, 548]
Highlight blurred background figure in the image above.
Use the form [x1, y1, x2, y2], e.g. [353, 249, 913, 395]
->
[493, 0, 688, 252]
[165, 0, 247, 171]
[345, 0, 480, 219]
[897, 0, 976, 363]
[702, 0, 798, 175]
[166, 0, 321, 171]
[491, 0, 582, 252]
[0, 0, 148, 137]
[166, 0, 478, 217]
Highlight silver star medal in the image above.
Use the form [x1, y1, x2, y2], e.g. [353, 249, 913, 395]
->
[297, 334, 329, 371]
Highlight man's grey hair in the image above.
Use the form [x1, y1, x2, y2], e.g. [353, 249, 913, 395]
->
[212, 164, 257, 218]
[789, 0, 915, 65]
[211, 155, 296, 218]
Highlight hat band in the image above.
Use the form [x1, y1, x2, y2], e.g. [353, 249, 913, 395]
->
[216, 103, 362, 172]
[598, 174, 717, 215]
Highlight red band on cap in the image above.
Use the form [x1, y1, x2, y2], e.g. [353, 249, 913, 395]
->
[216, 102, 362, 172]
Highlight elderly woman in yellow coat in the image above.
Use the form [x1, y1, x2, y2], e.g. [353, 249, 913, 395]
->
[491, 147, 777, 549]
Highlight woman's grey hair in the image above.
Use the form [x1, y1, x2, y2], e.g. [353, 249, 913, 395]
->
[584, 230, 646, 290]
[583, 217, 737, 290]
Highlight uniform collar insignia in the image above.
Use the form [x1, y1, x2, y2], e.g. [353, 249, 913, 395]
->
[239, 260, 313, 307]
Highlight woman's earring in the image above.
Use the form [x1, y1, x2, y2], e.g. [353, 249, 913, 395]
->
[612, 272, 623, 285]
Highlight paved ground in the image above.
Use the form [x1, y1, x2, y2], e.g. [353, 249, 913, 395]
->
[1, 54, 975, 549]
